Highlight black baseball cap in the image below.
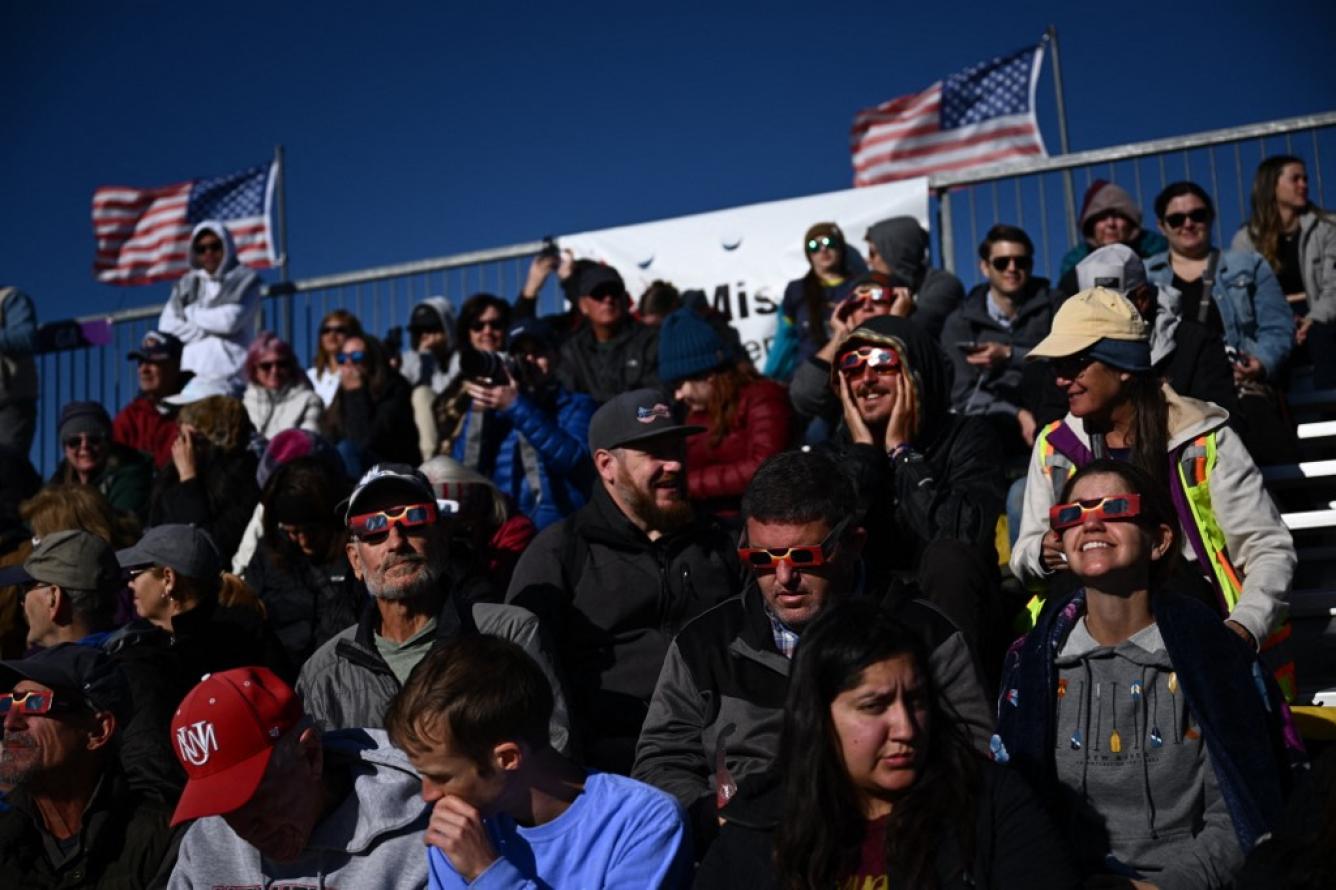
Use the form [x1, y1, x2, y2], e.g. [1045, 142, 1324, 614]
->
[0, 643, 128, 717]
[574, 264, 625, 299]
[128, 330, 184, 363]
[588, 388, 704, 453]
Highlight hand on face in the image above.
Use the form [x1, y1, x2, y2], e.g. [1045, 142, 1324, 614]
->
[425, 795, 498, 882]
[172, 424, 199, 481]
[882, 371, 917, 452]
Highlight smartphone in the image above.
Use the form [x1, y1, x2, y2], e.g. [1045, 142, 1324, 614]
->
[955, 341, 981, 352]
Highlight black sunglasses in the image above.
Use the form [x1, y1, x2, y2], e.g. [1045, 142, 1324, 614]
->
[320, 325, 350, 336]
[256, 361, 284, 373]
[1163, 209, 1212, 229]
[193, 240, 224, 255]
[990, 255, 1033, 272]
[806, 236, 840, 253]
[1051, 353, 1096, 380]
[470, 320, 506, 332]
[64, 433, 106, 449]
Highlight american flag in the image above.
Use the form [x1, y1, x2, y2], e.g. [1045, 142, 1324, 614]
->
[851, 45, 1047, 186]
[92, 162, 277, 285]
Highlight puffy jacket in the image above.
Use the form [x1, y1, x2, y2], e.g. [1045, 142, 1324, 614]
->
[633, 584, 992, 841]
[1011, 386, 1295, 645]
[0, 286, 38, 405]
[242, 544, 364, 666]
[557, 320, 660, 404]
[322, 371, 420, 466]
[1145, 249, 1294, 378]
[112, 392, 182, 467]
[452, 385, 595, 531]
[157, 221, 261, 385]
[683, 378, 793, 517]
[0, 768, 181, 890]
[242, 381, 323, 439]
[168, 729, 429, 890]
[51, 443, 154, 522]
[506, 484, 742, 773]
[940, 280, 1056, 415]
[295, 591, 572, 755]
[1232, 210, 1336, 324]
[147, 447, 261, 565]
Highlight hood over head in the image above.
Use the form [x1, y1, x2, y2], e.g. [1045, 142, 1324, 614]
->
[832, 314, 954, 446]
[189, 220, 240, 277]
[864, 217, 929, 288]
[408, 296, 457, 353]
[1079, 180, 1144, 247]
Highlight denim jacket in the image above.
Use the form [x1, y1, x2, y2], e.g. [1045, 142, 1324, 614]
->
[1145, 248, 1294, 378]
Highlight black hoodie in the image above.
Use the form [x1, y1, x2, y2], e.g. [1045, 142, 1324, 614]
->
[864, 217, 966, 340]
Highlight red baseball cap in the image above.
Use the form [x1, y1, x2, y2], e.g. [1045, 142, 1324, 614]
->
[169, 667, 302, 827]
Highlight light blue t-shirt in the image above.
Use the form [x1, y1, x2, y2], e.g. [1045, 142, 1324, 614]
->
[427, 771, 691, 889]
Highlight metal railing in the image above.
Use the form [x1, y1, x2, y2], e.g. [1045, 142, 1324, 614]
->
[33, 110, 1336, 476]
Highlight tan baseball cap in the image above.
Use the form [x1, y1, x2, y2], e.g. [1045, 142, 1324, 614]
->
[1026, 286, 1148, 361]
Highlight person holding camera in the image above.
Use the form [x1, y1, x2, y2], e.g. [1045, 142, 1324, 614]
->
[448, 318, 595, 531]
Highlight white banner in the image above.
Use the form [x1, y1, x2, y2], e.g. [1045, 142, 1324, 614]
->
[560, 178, 929, 367]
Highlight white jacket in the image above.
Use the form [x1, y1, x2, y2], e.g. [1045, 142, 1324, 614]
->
[158, 221, 261, 385]
[1011, 385, 1294, 644]
[243, 382, 323, 439]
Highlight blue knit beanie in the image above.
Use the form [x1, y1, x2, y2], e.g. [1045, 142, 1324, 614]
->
[658, 308, 727, 385]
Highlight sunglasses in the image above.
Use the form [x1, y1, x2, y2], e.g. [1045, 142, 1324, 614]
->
[837, 345, 902, 376]
[122, 565, 154, 582]
[806, 236, 839, 253]
[1163, 209, 1211, 229]
[470, 320, 506, 332]
[348, 502, 438, 541]
[256, 361, 284, 373]
[1050, 493, 1142, 531]
[738, 518, 850, 570]
[336, 351, 366, 365]
[193, 241, 224, 255]
[1051, 352, 1098, 381]
[1, 689, 79, 716]
[64, 433, 106, 449]
[989, 255, 1033, 272]
[320, 325, 350, 336]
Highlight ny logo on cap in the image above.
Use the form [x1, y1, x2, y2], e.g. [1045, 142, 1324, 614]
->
[176, 720, 218, 767]
[636, 404, 672, 424]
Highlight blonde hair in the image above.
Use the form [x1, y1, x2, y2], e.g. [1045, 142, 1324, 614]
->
[178, 396, 250, 452]
[21, 484, 139, 547]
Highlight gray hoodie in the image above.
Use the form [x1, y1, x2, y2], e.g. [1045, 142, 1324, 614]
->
[168, 728, 429, 890]
[400, 296, 461, 393]
[864, 216, 965, 339]
[1053, 620, 1242, 890]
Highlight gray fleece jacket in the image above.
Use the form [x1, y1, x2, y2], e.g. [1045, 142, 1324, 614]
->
[1054, 620, 1242, 890]
[168, 728, 429, 890]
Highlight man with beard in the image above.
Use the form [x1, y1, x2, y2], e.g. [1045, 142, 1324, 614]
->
[295, 464, 572, 756]
[0, 644, 181, 887]
[507, 389, 742, 774]
[166, 667, 430, 889]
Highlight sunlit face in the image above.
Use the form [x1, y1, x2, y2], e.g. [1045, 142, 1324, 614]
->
[830, 655, 929, 816]
[255, 351, 289, 390]
[1159, 194, 1213, 256]
[0, 680, 89, 789]
[1053, 356, 1127, 419]
[1090, 210, 1134, 247]
[745, 518, 856, 631]
[600, 437, 691, 533]
[842, 284, 904, 328]
[673, 375, 714, 414]
[1059, 473, 1168, 586]
[21, 583, 57, 647]
[346, 508, 446, 602]
[808, 237, 843, 277]
[128, 566, 172, 626]
[221, 732, 324, 863]
[63, 431, 108, 478]
[320, 317, 353, 357]
[406, 724, 508, 817]
[193, 232, 225, 275]
[980, 240, 1031, 298]
[1275, 162, 1308, 212]
[579, 287, 626, 328]
[468, 307, 506, 352]
[839, 346, 903, 426]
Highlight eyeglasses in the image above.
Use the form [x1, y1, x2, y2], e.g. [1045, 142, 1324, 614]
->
[989, 255, 1033, 272]
[1050, 352, 1096, 381]
[1163, 209, 1211, 229]
[348, 502, 438, 541]
[806, 236, 839, 253]
[470, 320, 506, 332]
[837, 346, 901, 376]
[122, 565, 154, 582]
[336, 351, 366, 365]
[320, 325, 350, 336]
[193, 241, 224, 255]
[256, 361, 284, 373]
[1049, 493, 1142, 531]
[63, 433, 106, 449]
[1, 690, 78, 716]
[738, 518, 850, 570]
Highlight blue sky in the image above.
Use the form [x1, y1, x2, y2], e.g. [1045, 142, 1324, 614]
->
[5, 1, 1335, 324]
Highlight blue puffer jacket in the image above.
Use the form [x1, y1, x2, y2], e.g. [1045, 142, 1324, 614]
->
[1145, 249, 1294, 378]
[453, 386, 596, 530]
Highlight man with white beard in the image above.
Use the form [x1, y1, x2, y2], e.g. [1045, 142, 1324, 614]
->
[296, 464, 571, 755]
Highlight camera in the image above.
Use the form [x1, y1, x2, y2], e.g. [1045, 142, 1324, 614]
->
[539, 235, 559, 260]
[460, 349, 519, 386]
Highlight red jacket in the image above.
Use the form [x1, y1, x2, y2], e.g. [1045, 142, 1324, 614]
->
[112, 396, 179, 467]
[685, 378, 794, 517]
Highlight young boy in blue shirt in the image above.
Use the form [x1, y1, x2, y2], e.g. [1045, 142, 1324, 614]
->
[386, 635, 691, 889]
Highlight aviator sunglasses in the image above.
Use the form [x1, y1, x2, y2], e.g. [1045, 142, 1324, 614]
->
[1049, 493, 1142, 531]
[738, 518, 851, 570]
[348, 502, 438, 541]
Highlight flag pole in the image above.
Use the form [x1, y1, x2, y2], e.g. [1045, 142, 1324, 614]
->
[1044, 25, 1079, 244]
[274, 144, 294, 341]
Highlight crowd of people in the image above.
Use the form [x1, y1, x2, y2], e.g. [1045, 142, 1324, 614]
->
[0, 157, 1333, 889]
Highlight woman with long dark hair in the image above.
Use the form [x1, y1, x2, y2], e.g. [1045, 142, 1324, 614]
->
[763, 222, 860, 382]
[1232, 155, 1336, 387]
[306, 308, 364, 406]
[695, 599, 1076, 889]
[321, 331, 419, 474]
[996, 460, 1304, 889]
[1011, 287, 1295, 689]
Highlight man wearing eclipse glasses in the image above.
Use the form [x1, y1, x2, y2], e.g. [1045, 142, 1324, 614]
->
[633, 450, 991, 851]
[821, 314, 1007, 657]
[296, 463, 572, 756]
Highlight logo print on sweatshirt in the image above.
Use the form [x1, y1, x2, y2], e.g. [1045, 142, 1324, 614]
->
[636, 404, 672, 424]
[176, 720, 219, 767]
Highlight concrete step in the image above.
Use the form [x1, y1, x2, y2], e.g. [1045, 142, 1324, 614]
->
[1298, 420, 1336, 440]
[1262, 460, 1336, 485]
[1284, 510, 1336, 531]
